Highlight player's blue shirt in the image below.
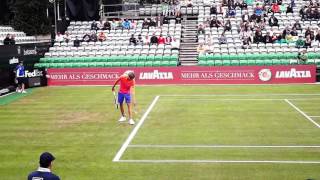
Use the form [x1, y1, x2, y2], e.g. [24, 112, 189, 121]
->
[28, 167, 60, 180]
[16, 64, 25, 77]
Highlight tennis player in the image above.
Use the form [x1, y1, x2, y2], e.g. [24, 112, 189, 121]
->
[112, 70, 136, 125]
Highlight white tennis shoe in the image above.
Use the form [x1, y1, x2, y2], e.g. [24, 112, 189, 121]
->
[118, 116, 126, 122]
[129, 119, 135, 125]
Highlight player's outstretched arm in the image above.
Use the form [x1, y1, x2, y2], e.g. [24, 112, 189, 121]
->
[112, 78, 121, 92]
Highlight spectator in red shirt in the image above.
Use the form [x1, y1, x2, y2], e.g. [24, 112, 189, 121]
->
[158, 34, 165, 44]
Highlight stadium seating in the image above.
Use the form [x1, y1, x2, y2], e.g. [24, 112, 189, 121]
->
[195, 0, 320, 66]
[35, 19, 181, 68]
[0, 26, 37, 45]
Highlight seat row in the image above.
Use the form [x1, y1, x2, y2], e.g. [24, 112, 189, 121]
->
[35, 61, 178, 68]
[198, 53, 320, 60]
[198, 59, 320, 66]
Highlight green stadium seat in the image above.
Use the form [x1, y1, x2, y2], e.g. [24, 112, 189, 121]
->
[144, 61, 153, 67]
[112, 62, 120, 67]
[222, 60, 231, 66]
[153, 61, 161, 67]
[230, 60, 239, 66]
[128, 62, 137, 67]
[281, 59, 290, 65]
[139, 56, 147, 61]
[272, 60, 282, 65]
[198, 55, 207, 61]
[264, 60, 273, 66]
[146, 55, 155, 61]
[255, 60, 265, 66]
[198, 60, 207, 66]
[247, 60, 255, 66]
[120, 62, 129, 67]
[136, 61, 144, 67]
[214, 60, 223, 66]
[239, 60, 248, 66]
[169, 61, 178, 66]
[306, 59, 315, 64]
[154, 56, 163, 61]
[169, 55, 178, 61]
[207, 60, 214, 66]
[104, 62, 112, 67]
[161, 61, 170, 66]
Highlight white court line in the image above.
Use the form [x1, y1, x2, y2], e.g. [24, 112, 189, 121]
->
[129, 145, 320, 148]
[160, 98, 320, 101]
[161, 94, 320, 97]
[284, 99, 320, 128]
[0, 92, 15, 98]
[118, 160, 320, 164]
[113, 96, 160, 162]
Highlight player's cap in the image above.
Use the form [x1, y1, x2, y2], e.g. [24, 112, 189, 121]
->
[39, 152, 55, 168]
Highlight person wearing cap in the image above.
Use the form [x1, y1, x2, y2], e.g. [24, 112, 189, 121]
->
[112, 71, 136, 125]
[15, 61, 26, 93]
[28, 152, 60, 180]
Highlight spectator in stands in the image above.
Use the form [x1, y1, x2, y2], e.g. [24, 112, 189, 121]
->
[28, 152, 60, 180]
[122, 19, 131, 29]
[55, 32, 64, 45]
[271, 2, 280, 13]
[131, 20, 137, 29]
[268, 15, 279, 26]
[3, 34, 11, 45]
[150, 33, 158, 45]
[242, 35, 252, 49]
[304, 35, 312, 48]
[253, 30, 264, 43]
[286, 4, 293, 13]
[149, 18, 157, 27]
[73, 36, 81, 47]
[263, 32, 273, 43]
[315, 30, 320, 41]
[137, 34, 144, 45]
[158, 34, 166, 44]
[98, 32, 106, 42]
[210, 5, 217, 14]
[82, 33, 91, 42]
[227, 6, 236, 18]
[210, 17, 223, 28]
[218, 33, 228, 44]
[129, 34, 137, 46]
[165, 35, 172, 45]
[295, 36, 305, 48]
[224, 20, 232, 32]
[171, 38, 180, 50]
[98, 20, 104, 30]
[197, 43, 207, 55]
[305, 27, 315, 40]
[290, 27, 298, 37]
[197, 24, 205, 35]
[10, 34, 15, 45]
[103, 20, 111, 30]
[293, 20, 302, 30]
[297, 50, 308, 64]
[90, 32, 98, 42]
[282, 26, 291, 39]
[242, 12, 250, 22]
[63, 32, 71, 43]
[187, 0, 193, 7]
[142, 18, 149, 29]
[111, 19, 118, 30]
[144, 35, 150, 45]
[91, 20, 99, 31]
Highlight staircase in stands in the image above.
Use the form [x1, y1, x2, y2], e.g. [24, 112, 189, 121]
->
[179, 17, 198, 66]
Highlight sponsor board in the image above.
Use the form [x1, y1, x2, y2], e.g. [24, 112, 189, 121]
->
[47, 65, 316, 86]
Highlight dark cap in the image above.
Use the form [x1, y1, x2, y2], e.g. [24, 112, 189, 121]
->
[39, 152, 55, 168]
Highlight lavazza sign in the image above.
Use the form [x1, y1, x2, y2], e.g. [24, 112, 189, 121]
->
[275, 68, 311, 78]
[139, 70, 174, 80]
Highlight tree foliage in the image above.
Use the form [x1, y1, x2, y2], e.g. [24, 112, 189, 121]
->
[11, 0, 51, 35]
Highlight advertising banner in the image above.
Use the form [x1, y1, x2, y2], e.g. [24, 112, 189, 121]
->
[47, 65, 317, 86]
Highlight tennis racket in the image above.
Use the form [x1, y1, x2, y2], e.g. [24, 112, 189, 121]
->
[113, 91, 119, 109]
